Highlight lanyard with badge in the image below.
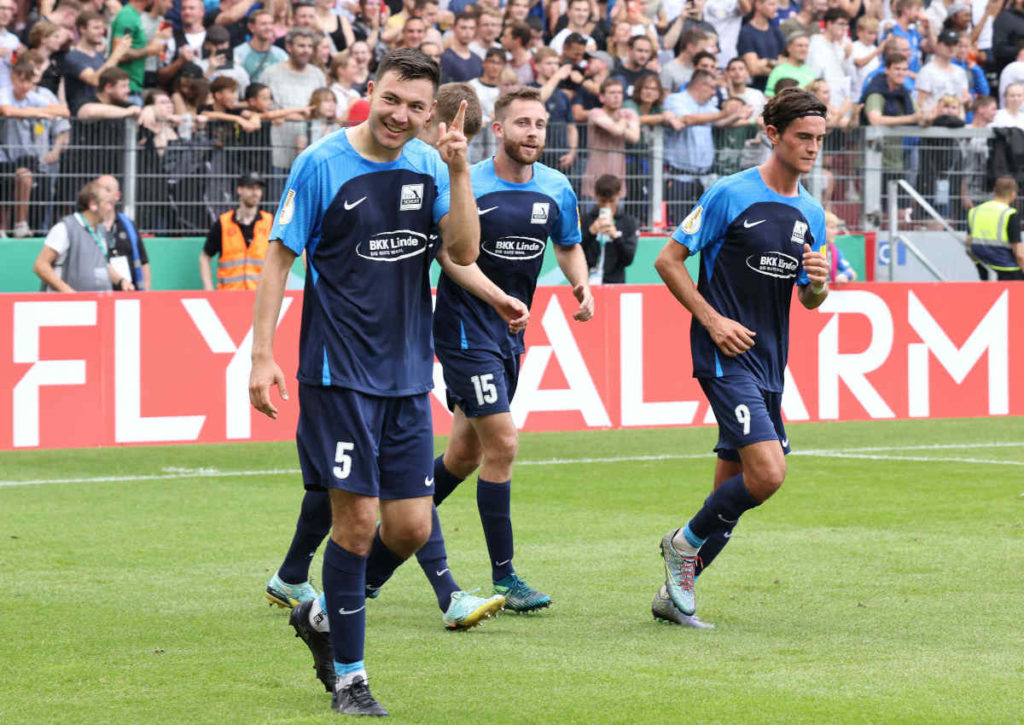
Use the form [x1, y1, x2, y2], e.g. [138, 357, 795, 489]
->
[76, 212, 130, 286]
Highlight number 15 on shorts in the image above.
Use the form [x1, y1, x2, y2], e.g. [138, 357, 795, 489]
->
[471, 374, 497, 406]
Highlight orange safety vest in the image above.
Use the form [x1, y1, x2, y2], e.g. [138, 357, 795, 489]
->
[217, 210, 273, 290]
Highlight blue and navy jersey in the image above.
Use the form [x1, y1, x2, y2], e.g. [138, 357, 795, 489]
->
[271, 130, 450, 396]
[433, 158, 580, 357]
[672, 166, 825, 392]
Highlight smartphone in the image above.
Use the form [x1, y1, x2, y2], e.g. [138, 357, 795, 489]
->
[159, 20, 172, 31]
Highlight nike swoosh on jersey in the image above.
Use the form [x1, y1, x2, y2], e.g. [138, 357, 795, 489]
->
[344, 196, 367, 210]
[743, 219, 766, 228]
[478, 206, 499, 215]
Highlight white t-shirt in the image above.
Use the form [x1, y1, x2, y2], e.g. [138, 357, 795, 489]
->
[549, 28, 597, 55]
[704, 0, 743, 66]
[850, 40, 880, 98]
[974, 1, 994, 52]
[915, 61, 968, 112]
[991, 108, 1024, 129]
[44, 217, 74, 256]
[0, 29, 20, 93]
[808, 34, 853, 108]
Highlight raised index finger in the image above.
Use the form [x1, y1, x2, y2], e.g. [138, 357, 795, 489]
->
[450, 100, 467, 133]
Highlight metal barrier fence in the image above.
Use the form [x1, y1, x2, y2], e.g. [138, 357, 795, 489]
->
[0, 117, 1001, 237]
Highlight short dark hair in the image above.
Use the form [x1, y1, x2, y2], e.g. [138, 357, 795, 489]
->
[973, 94, 997, 110]
[563, 32, 587, 49]
[77, 181, 104, 213]
[98, 67, 129, 92]
[823, 7, 849, 24]
[437, 82, 483, 137]
[210, 75, 239, 95]
[245, 82, 269, 101]
[688, 69, 715, 87]
[681, 28, 707, 49]
[773, 77, 800, 92]
[76, 9, 105, 30]
[726, 57, 747, 70]
[762, 87, 827, 134]
[484, 47, 506, 62]
[454, 10, 476, 24]
[884, 49, 909, 67]
[692, 50, 716, 66]
[594, 174, 622, 200]
[994, 175, 1018, 197]
[599, 76, 624, 94]
[374, 48, 440, 89]
[11, 58, 36, 79]
[494, 85, 543, 121]
[628, 34, 652, 49]
[506, 20, 531, 47]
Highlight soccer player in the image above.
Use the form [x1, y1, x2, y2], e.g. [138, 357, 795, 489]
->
[248, 49, 479, 716]
[651, 88, 831, 628]
[264, 82, 509, 633]
[363, 86, 593, 613]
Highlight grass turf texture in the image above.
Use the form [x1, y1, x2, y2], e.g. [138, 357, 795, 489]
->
[1, 417, 1022, 724]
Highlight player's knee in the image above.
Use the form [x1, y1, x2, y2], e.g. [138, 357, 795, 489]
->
[485, 429, 518, 467]
[387, 518, 431, 556]
[446, 442, 482, 477]
[747, 461, 787, 499]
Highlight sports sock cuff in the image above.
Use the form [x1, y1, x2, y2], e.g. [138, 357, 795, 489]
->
[334, 659, 366, 676]
[682, 524, 706, 549]
[325, 539, 368, 574]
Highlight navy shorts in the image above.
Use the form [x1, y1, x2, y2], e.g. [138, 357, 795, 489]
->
[296, 384, 434, 499]
[699, 375, 791, 462]
[437, 347, 520, 419]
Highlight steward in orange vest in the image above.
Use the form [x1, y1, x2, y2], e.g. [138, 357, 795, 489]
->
[200, 172, 273, 290]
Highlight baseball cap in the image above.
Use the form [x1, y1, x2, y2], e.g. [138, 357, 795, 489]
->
[237, 171, 265, 187]
[938, 29, 959, 45]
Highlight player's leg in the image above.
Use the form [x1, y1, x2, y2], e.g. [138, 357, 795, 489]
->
[694, 457, 745, 578]
[661, 377, 785, 615]
[266, 489, 331, 608]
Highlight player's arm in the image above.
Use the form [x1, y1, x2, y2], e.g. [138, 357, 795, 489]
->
[249, 242, 296, 419]
[436, 246, 529, 333]
[654, 240, 756, 357]
[797, 242, 830, 309]
[553, 243, 593, 321]
[436, 101, 480, 266]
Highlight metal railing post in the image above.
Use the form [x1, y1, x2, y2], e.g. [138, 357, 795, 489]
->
[123, 117, 137, 221]
[887, 179, 898, 281]
[651, 125, 664, 228]
[864, 126, 883, 228]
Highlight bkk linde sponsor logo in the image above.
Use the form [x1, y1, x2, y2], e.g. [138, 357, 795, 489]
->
[356, 229, 428, 261]
[482, 235, 546, 260]
[746, 251, 799, 278]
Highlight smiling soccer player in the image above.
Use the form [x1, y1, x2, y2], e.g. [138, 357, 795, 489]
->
[652, 88, 832, 628]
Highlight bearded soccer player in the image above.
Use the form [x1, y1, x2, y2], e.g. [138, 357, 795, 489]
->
[363, 86, 593, 613]
[652, 88, 831, 628]
[248, 49, 479, 716]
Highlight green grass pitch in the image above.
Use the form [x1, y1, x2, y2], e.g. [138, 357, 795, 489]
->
[1, 417, 1022, 724]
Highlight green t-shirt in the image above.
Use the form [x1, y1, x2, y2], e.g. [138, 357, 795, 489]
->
[110, 4, 146, 93]
[764, 62, 818, 97]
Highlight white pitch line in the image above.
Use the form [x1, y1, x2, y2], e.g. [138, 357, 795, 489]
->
[0, 441, 1020, 488]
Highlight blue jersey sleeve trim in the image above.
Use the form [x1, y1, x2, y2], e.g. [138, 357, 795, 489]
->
[322, 346, 331, 386]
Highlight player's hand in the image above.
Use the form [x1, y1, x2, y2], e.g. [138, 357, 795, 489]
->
[707, 314, 756, 357]
[802, 243, 829, 288]
[572, 283, 594, 322]
[497, 294, 530, 334]
[436, 99, 469, 172]
[249, 356, 289, 419]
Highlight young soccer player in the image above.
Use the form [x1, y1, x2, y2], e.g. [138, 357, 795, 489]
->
[248, 49, 479, 716]
[362, 86, 594, 613]
[264, 82, 510, 634]
[652, 88, 831, 627]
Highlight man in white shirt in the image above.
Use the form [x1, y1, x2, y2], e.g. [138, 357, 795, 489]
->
[916, 28, 970, 113]
[808, 8, 853, 108]
[0, 0, 22, 94]
[704, 0, 753, 67]
[550, 0, 600, 54]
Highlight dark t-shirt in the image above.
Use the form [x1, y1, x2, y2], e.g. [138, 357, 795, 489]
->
[611, 61, 657, 97]
[737, 22, 785, 90]
[204, 210, 256, 257]
[61, 48, 105, 114]
[110, 213, 149, 264]
[440, 48, 482, 82]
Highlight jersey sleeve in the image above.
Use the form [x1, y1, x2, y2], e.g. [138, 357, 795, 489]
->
[797, 205, 827, 286]
[432, 154, 451, 226]
[270, 151, 321, 255]
[553, 180, 582, 246]
[670, 181, 730, 254]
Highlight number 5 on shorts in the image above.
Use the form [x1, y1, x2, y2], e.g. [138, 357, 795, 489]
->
[471, 374, 497, 406]
[735, 404, 751, 436]
[333, 441, 355, 479]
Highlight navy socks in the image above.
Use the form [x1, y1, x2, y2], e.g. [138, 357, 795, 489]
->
[415, 506, 461, 611]
[432, 455, 464, 506]
[322, 539, 366, 666]
[477, 477, 514, 581]
[278, 489, 331, 584]
[687, 473, 760, 541]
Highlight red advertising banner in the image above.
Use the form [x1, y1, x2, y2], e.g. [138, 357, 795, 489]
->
[1, 284, 1021, 450]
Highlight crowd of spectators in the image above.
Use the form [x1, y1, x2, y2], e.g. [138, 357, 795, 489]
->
[5, 0, 1024, 238]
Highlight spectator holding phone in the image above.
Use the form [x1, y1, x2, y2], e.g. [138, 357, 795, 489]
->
[581, 174, 639, 284]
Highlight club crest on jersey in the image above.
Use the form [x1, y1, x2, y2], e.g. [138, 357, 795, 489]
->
[681, 205, 703, 235]
[400, 183, 424, 211]
[791, 220, 808, 244]
[530, 202, 550, 224]
[279, 189, 296, 225]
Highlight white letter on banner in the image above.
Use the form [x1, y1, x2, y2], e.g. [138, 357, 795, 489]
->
[781, 366, 810, 421]
[817, 290, 895, 419]
[182, 297, 294, 439]
[906, 290, 1008, 417]
[511, 295, 611, 429]
[115, 299, 205, 442]
[12, 301, 97, 448]
[619, 293, 698, 426]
